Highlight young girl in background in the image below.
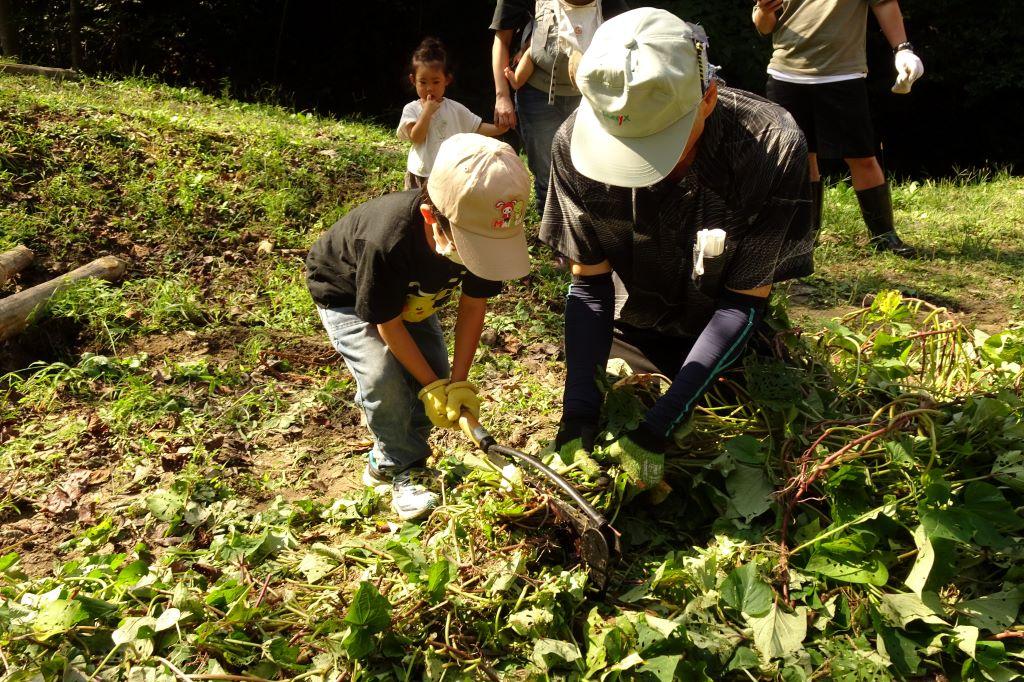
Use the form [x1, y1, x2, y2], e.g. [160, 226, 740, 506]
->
[399, 38, 508, 189]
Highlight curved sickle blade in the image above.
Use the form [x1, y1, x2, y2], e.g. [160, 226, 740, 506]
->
[459, 412, 620, 591]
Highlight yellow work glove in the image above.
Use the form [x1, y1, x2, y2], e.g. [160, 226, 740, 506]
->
[445, 380, 481, 423]
[418, 378, 453, 429]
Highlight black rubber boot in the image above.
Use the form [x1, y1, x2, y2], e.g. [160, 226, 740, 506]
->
[810, 179, 823, 233]
[855, 183, 918, 258]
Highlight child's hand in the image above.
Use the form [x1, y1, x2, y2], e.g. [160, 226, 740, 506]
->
[503, 66, 520, 90]
[421, 94, 442, 117]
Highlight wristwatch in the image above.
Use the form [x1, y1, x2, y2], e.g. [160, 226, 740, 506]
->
[893, 41, 915, 54]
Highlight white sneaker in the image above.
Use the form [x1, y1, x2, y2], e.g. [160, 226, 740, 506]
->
[390, 468, 440, 521]
[362, 464, 391, 494]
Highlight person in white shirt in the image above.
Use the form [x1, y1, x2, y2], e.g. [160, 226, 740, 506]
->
[398, 38, 508, 189]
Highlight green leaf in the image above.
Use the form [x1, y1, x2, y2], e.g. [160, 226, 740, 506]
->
[953, 624, 980, 659]
[963, 482, 1024, 531]
[531, 639, 582, 672]
[343, 582, 391, 634]
[385, 540, 426, 579]
[992, 450, 1024, 492]
[154, 607, 181, 632]
[424, 558, 452, 603]
[747, 604, 807, 659]
[145, 489, 186, 521]
[32, 599, 88, 640]
[268, 636, 300, 667]
[872, 613, 920, 677]
[603, 386, 644, 437]
[954, 587, 1024, 633]
[341, 626, 374, 660]
[508, 606, 555, 637]
[114, 560, 150, 588]
[726, 646, 761, 672]
[111, 615, 158, 646]
[805, 532, 888, 586]
[483, 550, 525, 595]
[720, 563, 773, 617]
[973, 640, 1006, 670]
[297, 551, 336, 583]
[3, 670, 44, 682]
[876, 592, 947, 628]
[725, 435, 766, 465]
[639, 655, 683, 681]
[725, 463, 774, 522]
[905, 524, 934, 596]
[607, 652, 645, 673]
[0, 552, 20, 573]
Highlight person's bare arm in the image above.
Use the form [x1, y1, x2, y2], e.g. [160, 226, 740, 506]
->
[377, 316, 442, 387]
[871, 0, 908, 48]
[492, 29, 517, 129]
[752, 0, 783, 35]
[451, 294, 487, 382]
[406, 97, 440, 145]
[504, 50, 533, 90]
[477, 122, 510, 137]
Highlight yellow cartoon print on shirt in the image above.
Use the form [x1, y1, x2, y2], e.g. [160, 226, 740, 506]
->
[402, 279, 460, 322]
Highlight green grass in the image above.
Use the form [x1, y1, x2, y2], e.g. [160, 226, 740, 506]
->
[1, 72, 1023, 681]
[801, 172, 1024, 324]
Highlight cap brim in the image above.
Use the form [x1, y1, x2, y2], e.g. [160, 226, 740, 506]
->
[450, 224, 530, 282]
[570, 98, 697, 188]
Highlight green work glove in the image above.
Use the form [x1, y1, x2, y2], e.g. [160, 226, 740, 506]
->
[418, 378, 453, 429]
[607, 431, 665, 488]
[445, 380, 481, 422]
[553, 417, 601, 477]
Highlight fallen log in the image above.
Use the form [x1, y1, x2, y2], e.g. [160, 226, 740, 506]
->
[0, 245, 34, 284]
[0, 256, 127, 342]
[0, 63, 80, 81]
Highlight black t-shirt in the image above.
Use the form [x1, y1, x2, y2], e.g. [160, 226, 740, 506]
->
[306, 191, 502, 324]
[540, 87, 814, 338]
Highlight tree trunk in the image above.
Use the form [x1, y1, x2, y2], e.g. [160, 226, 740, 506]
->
[0, 0, 19, 58]
[0, 245, 34, 285]
[0, 256, 127, 341]
[69, 0, 82, 70]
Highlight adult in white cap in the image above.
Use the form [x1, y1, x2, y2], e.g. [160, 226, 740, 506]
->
[541, 8, 815, 487]
[754, 0, 924, 257]
[306, 133, 531, 520]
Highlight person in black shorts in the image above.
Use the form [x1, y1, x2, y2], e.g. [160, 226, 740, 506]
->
[542, 9, 815, 486]
[753, 0, 925, 257]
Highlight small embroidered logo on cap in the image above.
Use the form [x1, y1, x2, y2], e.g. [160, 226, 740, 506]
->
[493, 199, 522, 229]
[601, 112, 631, 126]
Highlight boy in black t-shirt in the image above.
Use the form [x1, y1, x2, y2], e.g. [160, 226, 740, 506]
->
[306, 134, 531, 520]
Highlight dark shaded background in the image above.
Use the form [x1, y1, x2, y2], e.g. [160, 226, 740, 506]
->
[6, 0, 1023, 177]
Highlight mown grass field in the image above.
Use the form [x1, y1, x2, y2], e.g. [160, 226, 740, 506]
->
[1, 72, 1023, 681]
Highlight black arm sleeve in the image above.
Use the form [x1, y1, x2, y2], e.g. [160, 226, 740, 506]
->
[637, 290, 767, 445]
[562, 272, 615, 422]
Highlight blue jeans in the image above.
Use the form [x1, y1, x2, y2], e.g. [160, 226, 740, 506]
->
[317, 306, 450, 473]
[516, 84, 581, 218]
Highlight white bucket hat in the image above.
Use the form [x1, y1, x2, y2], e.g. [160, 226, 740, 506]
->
[570, 8, 709, 188]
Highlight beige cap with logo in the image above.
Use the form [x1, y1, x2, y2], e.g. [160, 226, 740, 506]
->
[428, 133, 531, 282]
[571, 8, 707, 188]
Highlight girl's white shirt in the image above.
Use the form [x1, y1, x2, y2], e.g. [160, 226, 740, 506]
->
[397, 98, 482, 177]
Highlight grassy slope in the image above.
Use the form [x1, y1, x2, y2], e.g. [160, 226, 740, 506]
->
[1, 73, 1023, 680]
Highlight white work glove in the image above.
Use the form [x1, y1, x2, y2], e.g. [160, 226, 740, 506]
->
[892, 49, 924, 94]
